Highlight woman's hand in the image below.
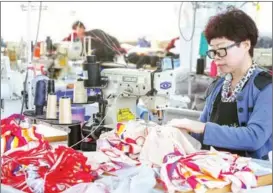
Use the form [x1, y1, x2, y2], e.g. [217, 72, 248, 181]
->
[168, 118, 206, 134]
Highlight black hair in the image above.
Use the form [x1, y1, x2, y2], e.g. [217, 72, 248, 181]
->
[72, 21, 85, 30]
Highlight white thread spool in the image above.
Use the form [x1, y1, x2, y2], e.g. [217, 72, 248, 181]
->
[73, 80, 87, 103]
[46, 94, 57, 119]
[59, 97, 72, 124]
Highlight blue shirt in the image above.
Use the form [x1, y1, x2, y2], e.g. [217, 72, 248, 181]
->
[192, 67, 272, 159]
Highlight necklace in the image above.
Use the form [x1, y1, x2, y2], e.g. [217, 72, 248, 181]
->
[221, 63, 257, 102]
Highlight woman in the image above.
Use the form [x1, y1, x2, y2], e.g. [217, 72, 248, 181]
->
[63, 20, 86, 41]
[170, 8, 272, 160]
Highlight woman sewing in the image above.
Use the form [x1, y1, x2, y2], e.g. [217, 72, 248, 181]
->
[170, 8, 272, 160]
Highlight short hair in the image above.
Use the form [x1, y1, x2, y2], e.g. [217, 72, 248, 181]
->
[72, 21, 85, 30]
[204, 7, 258, 57]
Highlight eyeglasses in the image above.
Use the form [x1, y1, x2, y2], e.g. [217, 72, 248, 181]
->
[206, 42, 240, 59]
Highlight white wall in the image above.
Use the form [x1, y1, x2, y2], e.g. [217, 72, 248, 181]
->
[1, 2, 181, 42]
[1, 2, 271, 42]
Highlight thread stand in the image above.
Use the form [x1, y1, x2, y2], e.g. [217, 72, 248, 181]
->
[44, 100, 95, 107]
[36, 114, 58, 121]
[43, 120, 82, 150]
[23, 110, 83, 150]
[23, 110, 46, 120]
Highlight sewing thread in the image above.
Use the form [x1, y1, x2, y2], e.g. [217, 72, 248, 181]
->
[46, 94, 57, 119]
[34, 80, 46, 115]
[59, 97, 72, 124]
[73, 79, 87, 103]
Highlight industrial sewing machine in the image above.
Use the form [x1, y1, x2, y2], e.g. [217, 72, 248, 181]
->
[80, 55, 191, 150]
[0, 55, 27, 118]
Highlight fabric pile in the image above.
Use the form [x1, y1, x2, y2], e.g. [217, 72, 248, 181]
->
[1, 141, 97, 193]
[99, 121, 150, 160]
[1, 117, 268, 193]
[160, 150, 257, 193]
[97, 120, 201, 168]
[1, 114, 44, 154]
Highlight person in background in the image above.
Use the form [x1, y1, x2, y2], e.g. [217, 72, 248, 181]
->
[63, 20, 86, 42]
[169, 8, 272, 160]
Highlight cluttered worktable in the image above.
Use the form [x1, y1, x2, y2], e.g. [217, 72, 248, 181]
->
[1, 135, 272, 193]
[50, 141, 273, 193]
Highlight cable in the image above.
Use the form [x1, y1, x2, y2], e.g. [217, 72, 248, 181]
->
[19, 2, 43, 125]
[178, 2, 197, 42]
[87, 31, 128, 68]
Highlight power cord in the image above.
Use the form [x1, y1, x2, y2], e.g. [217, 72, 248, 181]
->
[178, 2, 197, 42]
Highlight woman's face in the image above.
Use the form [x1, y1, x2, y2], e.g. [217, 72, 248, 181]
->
[76, 27, 85, 37]
[208, 38, 250, 74]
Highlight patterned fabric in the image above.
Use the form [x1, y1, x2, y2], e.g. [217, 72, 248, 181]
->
[1, 141, 97, 193]
[1, 114, 44, 154]
[99, 121, 149, 160]
[160, 150, 257, 193]
[221, 63, 257, 102]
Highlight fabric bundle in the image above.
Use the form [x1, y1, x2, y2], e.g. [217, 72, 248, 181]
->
[1, 141, 97, 193]
[139, 125, 201, 167]
[98, 121, 151, 160]
[1, 114, 44, 154]
[160, 150, 257, 193]
[98, 120, 201, 168]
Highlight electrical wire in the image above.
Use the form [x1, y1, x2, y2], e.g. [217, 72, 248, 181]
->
[19, 2, 43, 125]
[87, 31, 129, 68]
[178, 2, 197, 42]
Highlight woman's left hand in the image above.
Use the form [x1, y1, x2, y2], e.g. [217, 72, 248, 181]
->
[168, 118, 206, 134]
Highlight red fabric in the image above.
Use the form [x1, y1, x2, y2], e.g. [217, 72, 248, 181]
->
[63, 32, 79, 41]
[1, 114, 44, 153]
[1, 142, 97, 193]
[210, 61, 218, 77]
[166, 37, 179, 52]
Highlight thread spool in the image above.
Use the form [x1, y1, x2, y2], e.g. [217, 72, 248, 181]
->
[59, 97, 72, 124]
[34, 80, 46, 115]
[47, 79, 55, 94]
[68, 124, 82, 150]
[73, 79, 87, 103]
[83, 55, 101, 88]
[196, 58, 205, 75]
[46, 94, 57, 119]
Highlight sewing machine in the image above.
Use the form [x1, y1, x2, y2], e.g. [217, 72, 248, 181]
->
[0, 55, 26, 118]
[80, 55, 190, 150]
